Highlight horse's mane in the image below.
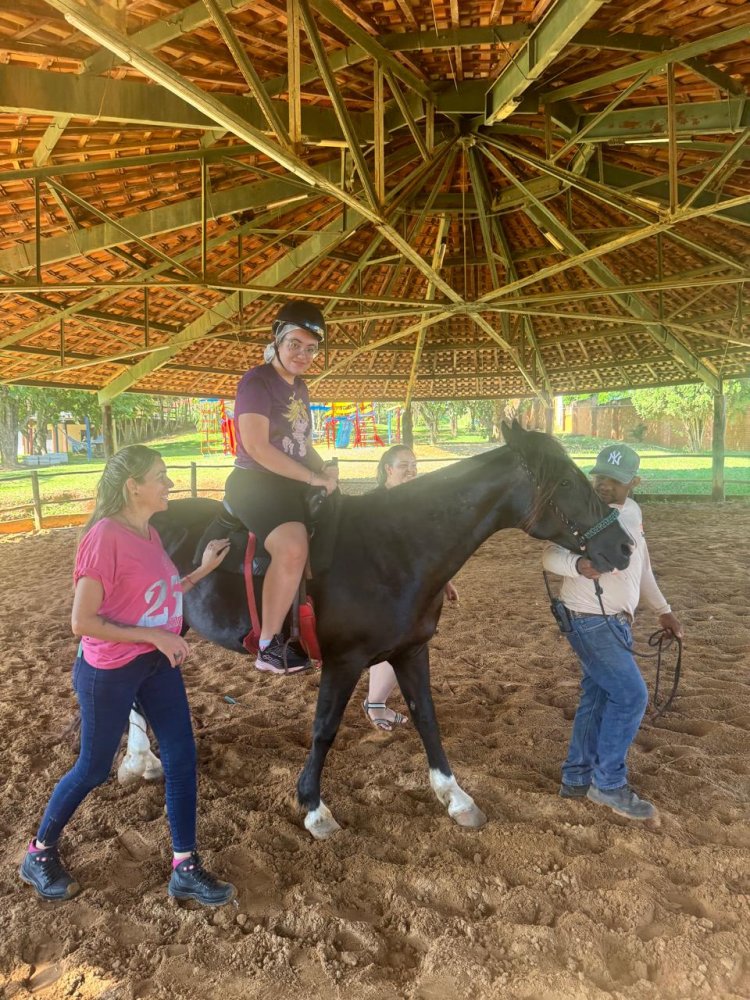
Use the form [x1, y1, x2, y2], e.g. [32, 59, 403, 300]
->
[510, 428, 598, 531]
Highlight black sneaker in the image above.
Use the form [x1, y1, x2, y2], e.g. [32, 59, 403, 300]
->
[168, 853, 236, 907]
[19, 842, 80, 901]
[255, 634, 311, 674]
[559, 782, 590, 799]
[587, 784, 656, 820]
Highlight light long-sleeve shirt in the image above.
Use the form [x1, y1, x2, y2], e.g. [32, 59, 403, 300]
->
[542, 497, 671, 622]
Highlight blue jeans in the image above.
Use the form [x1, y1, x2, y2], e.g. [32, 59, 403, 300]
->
[562, 614, 648, 791]
[37, 650, 197, 851]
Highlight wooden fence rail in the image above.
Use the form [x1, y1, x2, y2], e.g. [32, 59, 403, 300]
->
[1, 456, 749, 533]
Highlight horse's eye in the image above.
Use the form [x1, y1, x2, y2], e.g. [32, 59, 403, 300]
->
[559, 479, 571, 489]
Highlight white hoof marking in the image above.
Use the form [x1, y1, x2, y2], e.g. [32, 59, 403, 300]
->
[430, 769, 485, 827]
[304, 801, 341, 840]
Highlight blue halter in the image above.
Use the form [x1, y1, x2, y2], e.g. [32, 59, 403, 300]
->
[517, 453, 621, 552]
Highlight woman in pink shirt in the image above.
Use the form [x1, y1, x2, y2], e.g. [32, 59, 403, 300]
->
[20, 445, 235, 906]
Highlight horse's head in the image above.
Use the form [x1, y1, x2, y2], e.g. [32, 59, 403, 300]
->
[501, 420, 632, 572]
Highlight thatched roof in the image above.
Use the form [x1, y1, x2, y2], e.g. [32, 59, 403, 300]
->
[0, 0, 748, 403]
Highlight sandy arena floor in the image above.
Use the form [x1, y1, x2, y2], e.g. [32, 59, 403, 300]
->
[0, 501, 748, 1000]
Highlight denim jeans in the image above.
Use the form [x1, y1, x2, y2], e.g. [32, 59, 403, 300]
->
[37, 650, 197, 851]
[561, 614, 648, 791]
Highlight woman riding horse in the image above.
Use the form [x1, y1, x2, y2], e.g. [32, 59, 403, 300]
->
[224, 300, 338, 674]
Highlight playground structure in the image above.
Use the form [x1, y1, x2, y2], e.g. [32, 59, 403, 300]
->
[198, 399, 236, 456]
[322, 403, 386, 449]
[20, 415, 103, 465]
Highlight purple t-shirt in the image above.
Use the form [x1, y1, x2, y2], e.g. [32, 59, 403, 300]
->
[234, 363, 313, 471]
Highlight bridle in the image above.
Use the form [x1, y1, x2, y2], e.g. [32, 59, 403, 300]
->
[516, 452, 621, 554]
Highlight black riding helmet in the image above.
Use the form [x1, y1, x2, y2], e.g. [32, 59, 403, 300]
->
[272, 300, 326, 342]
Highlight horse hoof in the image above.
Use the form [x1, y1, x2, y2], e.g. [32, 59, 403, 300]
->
[304, 804, 341, 840]
[117, 766, 143, 786]
[453, 806, 487, 829]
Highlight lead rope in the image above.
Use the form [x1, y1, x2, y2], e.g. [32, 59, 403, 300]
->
[592, 579, 683, 720]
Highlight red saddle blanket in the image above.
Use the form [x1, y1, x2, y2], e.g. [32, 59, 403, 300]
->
[240, 532, 322, 666]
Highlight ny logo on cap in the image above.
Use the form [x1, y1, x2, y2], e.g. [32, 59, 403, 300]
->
[608, 451, 623, 466]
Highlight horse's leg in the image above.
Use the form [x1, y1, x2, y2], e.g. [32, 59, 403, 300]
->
[297, 660, 362, 840]
[392, 644, 487, 830]
[117, 706, 164, 785]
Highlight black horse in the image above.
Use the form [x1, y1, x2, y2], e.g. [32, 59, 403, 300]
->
[152, 422, 632, 839]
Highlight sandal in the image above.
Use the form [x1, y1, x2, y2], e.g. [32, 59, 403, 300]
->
[363, 700, 409, 732]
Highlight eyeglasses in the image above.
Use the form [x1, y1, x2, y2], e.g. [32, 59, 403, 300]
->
[283, 338, 319, 358]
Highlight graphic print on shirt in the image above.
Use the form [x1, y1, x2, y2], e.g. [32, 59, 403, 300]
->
[138, 573, 183, 628]
[282, 395, 310, 458]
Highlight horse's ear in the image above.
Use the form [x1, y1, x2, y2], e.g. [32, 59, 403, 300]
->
[501, 419, 525, 447]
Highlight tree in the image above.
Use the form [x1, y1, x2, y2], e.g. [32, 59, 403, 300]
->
[0, 386, 21, 467]
[445, 400, 467, 437]
[630, 381, 750, 452]
[464, 399, 490, 438]
[413, 401, 448, 445]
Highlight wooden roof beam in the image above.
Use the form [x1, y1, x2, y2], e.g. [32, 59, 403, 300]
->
[568, 97, 749, 143]
[0, 63, 374, 142]
[83, 0, 256, 77]
[541, 24, 750, 104]
[404, 215, 449, 408]
[41, 0, 460, 304]
[202, 0, 292, 149]
[480, 150, 723, 391]
[472, 148, 553, 398]
[308, 0, 431, 101]
[97, 213, 364, 402]
[484, 0, 607, 125]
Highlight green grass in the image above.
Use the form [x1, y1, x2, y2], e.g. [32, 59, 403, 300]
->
[1, 428, 749, 523]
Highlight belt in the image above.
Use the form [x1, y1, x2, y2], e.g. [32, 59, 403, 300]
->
[566, 608, 632, 625]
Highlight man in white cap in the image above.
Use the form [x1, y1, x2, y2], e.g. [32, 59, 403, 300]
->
[543, 443, 683, 821]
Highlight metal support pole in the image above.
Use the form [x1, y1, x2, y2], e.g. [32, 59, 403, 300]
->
[667, 64, 678, 214]
[201, 157, 207, 280]
[60, 318, 65, 366]
[144, 287, 150, 347]
[374, 63, 385, 204]
[31, 471, 43, 531]
[287, 0, 302, 147]
[657, 234, 664, 320]
[711, 388, 726, 501]
[426, 101, 435, 154]
[190, 461, 198, 498]
[34, 178, 42, 285]
[237, 231, 244, 336]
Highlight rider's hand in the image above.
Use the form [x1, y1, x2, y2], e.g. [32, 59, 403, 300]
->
[152, 630, 191, 668]
[323, 461, 340, 483]
[311, 471, 337, 495]
[200, 538, 230, 574]
[575, 557, 602, 580]
[444, 581, 459, 603]
[659, 612, 683, 639]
